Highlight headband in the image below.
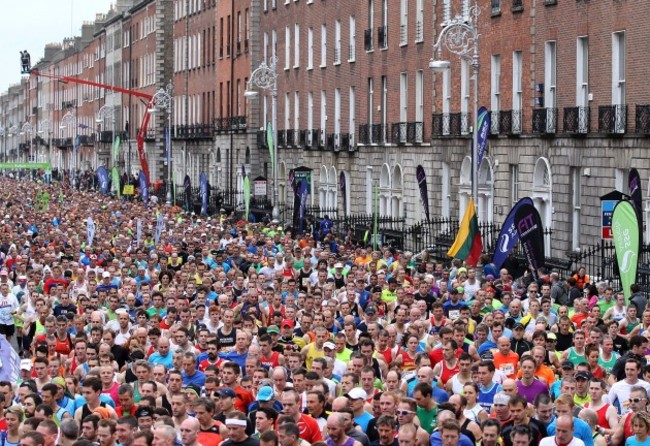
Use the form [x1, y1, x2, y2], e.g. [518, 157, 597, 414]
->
[225, 419, 247, 427]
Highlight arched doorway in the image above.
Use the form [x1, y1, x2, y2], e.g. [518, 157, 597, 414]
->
[532, 157, 553, 257]
[379, 163, 391, 216]
[319, 165, 329, 208]
[391, 164, 404, 218]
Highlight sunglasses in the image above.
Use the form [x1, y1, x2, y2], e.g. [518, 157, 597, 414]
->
[396, 410, 415, 415]
[630, 398, 647, 404]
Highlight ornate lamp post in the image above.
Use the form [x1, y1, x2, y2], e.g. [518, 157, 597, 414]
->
[245, 55, 278, 218]
[60, 110, 76, 175]
[96, 103, 115, 170]
[20, 122, 33, 163]
[430, 2, 481, 203]
[148, 82, 173, 205]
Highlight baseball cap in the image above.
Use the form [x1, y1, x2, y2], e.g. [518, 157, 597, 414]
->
[365, 305, 377, 315]
[281, 319, 295, 328]
[513, 323, 525, 330]
[52, 377, 67, 389]
[267, 325, 280, 334]
[135, 406, 153, 418]
[0, 270, 8, 276]
[493, 392, 510, 406]
[345, 388, 368, 400]
[184, 384, 201, 398]
[547, 333, 557, 340]
[102, 272, 111, 278]
[323, 341, 336, 350]
[257, 386, 274, 402]
[561, 360, 575, 370]
[20, 359, 32, 371]
[334, 263, 344, 269]
[575, 371, 592, 380]
[218, 388, 236, 398]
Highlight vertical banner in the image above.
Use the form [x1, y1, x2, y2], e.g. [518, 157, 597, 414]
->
[447, 199, 483, 267]
[415, 165, 431, 223]
[244, 176, 251, 221]
[200, 172, 209, 215]
[165, 127, 171, 163]
[139, 171, 148, 202]
[290, 169, 300, 231]
[112, 167, 121, 198]
[86, 217, 95, 247]
[629, 168, 644, 247]
[112, 135, 121, 163]
[492, 197, 534, 270]
[267, 123, 275, 176]
[373, 182, 379, 251]
[298, 180, 309, 233]
[97, 166, 109, 195]
[612, 200, 639, 301]
[136, 218, 142, 247]
[339, 171, 347, 214]
[154, 213, 165, 244]
[183, 175, 192, 211]
[515, 202, 545, 280]
[476, 106, 491, 166]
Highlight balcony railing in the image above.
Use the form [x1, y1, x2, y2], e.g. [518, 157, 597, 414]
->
[99, 130, 114, 143]
[364, 29, 373, 51]
[598, 104, 627, 135]
[391, 122, 407, 144]
[400, 25, 407, 44]
[277, 129, 286, 147]
[298, 129, 308, 147]
[636, 105, 650, 135]
[532, 108, 558, 134]
[257, 129, 268, 148]
[563, 106, 590, 135]
[359, 124, 370, 144]
[172, 125, 215, 140]
[311, 129, 320, 147]
[341, 133, 350, 151]
[490, 110, 500, 135]
[214, 116, 247, 133]
[371, 123, 386, 144]
[378, 26, 388, 49]
[415, 20, 423, 42]
[318, 129, 326, 148]
[286, 129, 296, 147]
[407, 122, 424, 143]
[499, 110, 522, 135]
[327, 133, 336, 151]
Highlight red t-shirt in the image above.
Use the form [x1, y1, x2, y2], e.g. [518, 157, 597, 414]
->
[296, 413, 323, 444]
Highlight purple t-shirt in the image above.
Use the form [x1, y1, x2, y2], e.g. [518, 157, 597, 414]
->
[516, 378, 549, 404]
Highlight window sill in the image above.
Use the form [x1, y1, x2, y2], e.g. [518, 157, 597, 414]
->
[415, 39, 424, 44]
[399, 42, 408, 48]
[320, 64, 327, 69]
[348, 58, 356, 63]
[333, 61, 341, 66]
[293, 65, 300, 69]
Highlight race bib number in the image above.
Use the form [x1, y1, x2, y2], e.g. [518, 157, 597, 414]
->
[501, 363, 514, 376]
[449, 310, 460, 320]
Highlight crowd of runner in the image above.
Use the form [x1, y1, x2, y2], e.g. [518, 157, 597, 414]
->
[1, 177, 650, 446]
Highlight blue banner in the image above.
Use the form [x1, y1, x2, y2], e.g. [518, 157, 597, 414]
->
[476, 106, 490, 166]
[165, 127, 171, 163]
[492, 197, 534, 271]
[298, 179, 308, 233]
[416, 165, 431, 223]
[200, 172, 209, 215]
[96, 166, 109, 194]
[139, 171, 148, 202]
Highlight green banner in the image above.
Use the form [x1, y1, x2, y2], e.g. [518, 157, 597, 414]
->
[0, 163, 51, 170]
[612, 200, 639, 301]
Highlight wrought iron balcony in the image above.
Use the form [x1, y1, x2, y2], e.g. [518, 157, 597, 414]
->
[214, 116, 247, 133]
[364, 29, 373, 51]
[318, 129, 326, 148]
[256, 129, 268, 148]
[563, 106, 590, 135]
[499, 109, 522, 135]
[378, 26, 388, 49]
[340, 133, 352, 152]
[636, 105, 650, 135]
[490, 111, 500, 135]
[298, 129, 308, 147]
[392, 123, 407, 145]
[532, 108, 557, 135]
[371, 123, 386, 144]
[99, 130, 114, 143]
[449, 113, 462, 136]
[327, 133, 336, 151]
[407, 122, 423, 144]
[277, 129, 286, 148]
[78, 134, 95, 145]
[359, 124, 370, 144]
[432, 113, 443, 137]
[173, 125, 215, 140]
[312, 129, 322, 148]
[598, 104, 627, 135]
[286, 129, 295, 147]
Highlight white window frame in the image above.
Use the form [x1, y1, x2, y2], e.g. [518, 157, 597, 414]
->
[349, 86, 356, 144]
[334, 20, 341, 65]
[415, 70, 423, 123]
[415, 0, 424, 43]
[285, 92, 291, 129]
[461, 59, 470, 134]
[491, 54, 501, 113]
[335, 88, 341, 144]
[400, 72, 408, 122]
[284, 26, 291, 70]
[320, 90, 327, 131]
[571, 166, 581, 251]
[612, 31, 626, 106]
[294, 24, 300, 68]
[544, 41, 557, 109]
[512, 50, 523, 133]
[349, 16, 356, 62]
[321, 24, 327, 68]
[367, 77, 374, 128]
[576, 37, 589, 107]
[442, 69, 451, 135]
[400, 0, 408, 46]
[510, 164, 519, 205]
[308, 92, 314, 133]
[294, 92, 300, 135]
[307, 28, 314, 70]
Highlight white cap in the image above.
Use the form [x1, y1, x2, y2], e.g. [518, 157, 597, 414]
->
[102, 272, 111, 278]
[334, 263, 344, 269]
[20, 359, 32, 371]
[345, 387, 368, 400]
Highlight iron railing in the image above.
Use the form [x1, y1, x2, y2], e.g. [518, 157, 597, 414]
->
[637, 105, 650, 135]
[277, 129, 286, 148]
[371, 123, 386, 144]
[392, 123, 407, 144]
[407, 122, 424, 143]
[214, 116, 247, 133]
[532, 108, 557, 134]
[364, 29, 373, 51]
[286, 129, 296, 148]
[359, 124, 370, 144]
[499, 109, 522, 135]
[378, 26, 388, 49]
[563, 106, 590, 135]
[490, 111, 500, 135]
[598, 104, 627, 134]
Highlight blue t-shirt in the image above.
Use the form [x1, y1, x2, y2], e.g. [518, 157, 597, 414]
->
[626, 436, 650, 446]
[547, 417, 593, 446]
[354, 411, 374, 431]
[148, 351, 174, 369]
[182, 370, 206, 387]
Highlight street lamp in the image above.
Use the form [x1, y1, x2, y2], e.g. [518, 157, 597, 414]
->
[97, 103, 115, 170]
[245, 55, 278, 218]
[38, 119, 52, 181]
[148, 81, 173, 205]
[430, 2, 481, 204]
[60, 111, 75, 175]
[21, 122, 33, 163]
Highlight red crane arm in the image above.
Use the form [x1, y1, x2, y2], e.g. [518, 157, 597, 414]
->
[30, 70, 156, 186]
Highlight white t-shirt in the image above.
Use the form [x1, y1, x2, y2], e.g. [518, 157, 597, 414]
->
[608, 378, 650, 414]
[0, 293, 18, 325]
[539, 436, 585, 446]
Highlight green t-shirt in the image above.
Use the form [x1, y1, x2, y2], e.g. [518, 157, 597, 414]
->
[597, 299, 615, 314]
[417, 405, 438, 434]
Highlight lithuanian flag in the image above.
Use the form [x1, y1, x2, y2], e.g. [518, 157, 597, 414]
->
[447, 199, 483, 266]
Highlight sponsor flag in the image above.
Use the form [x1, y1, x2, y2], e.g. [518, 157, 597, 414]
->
[97, 166, 109, 194]
[112, 135, 121, 162]
[183, 175, 192, 211]
[244, 175, 251, 221]
[629, 168, 644, 247]
[139, 171, 148, 202]
[200, 173, 209, 215]
[86, 217, 95, 247]
[339, 172, 347, 214]
[136, 218, 142, 247]
[298, 179, 308, 233]
[154, 214, 165, 244]
[416, 165, 431, 223]
[476, 106, 490, 166]
[112, 167, 121, 198]
[447, 199, 483, 267]
[493, 197, 534, 270]
[515, 202, 545, 280]
[612, 200, 639, 301]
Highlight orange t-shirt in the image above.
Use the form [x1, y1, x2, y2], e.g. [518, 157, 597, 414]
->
[493, 350, 520, 379]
